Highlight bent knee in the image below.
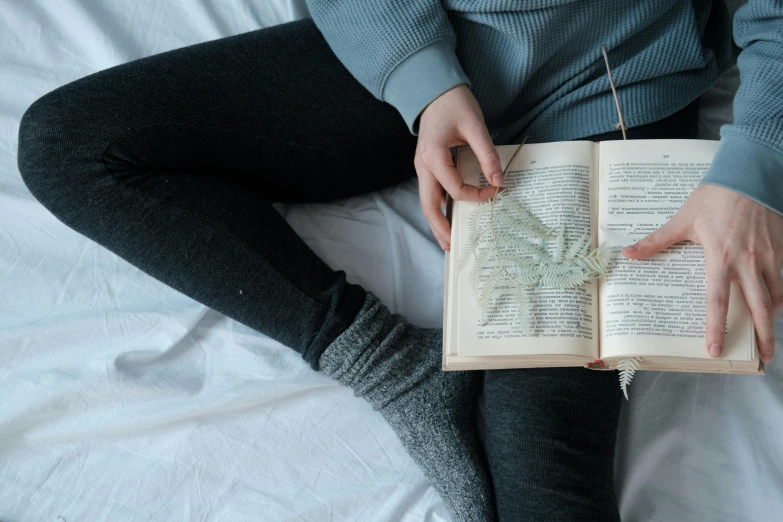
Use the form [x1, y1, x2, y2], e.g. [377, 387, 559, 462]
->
[17, 81, 120, 218]
[18, 92, 54, 189]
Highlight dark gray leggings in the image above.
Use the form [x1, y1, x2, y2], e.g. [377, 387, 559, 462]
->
[18, 19, 698, 521]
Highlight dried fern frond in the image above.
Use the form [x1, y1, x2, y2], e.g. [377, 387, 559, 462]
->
[504, 259, 545, 286]
[553, 224, 567, 261]
[514, 285, 532, 335]
[530, 260, 587, 277]
[494, 229, 551, 260]
[470, 248, 499, 298]
[457, 202, 493, 272]
[494, 192, 554, 240]
[461, 199, 612, 331]
[458, 140, 612, 335]
[537, 270, 591, 289]
[575, 246, 612, 275]
[617, 357, 642, 400]
[478, 267, 506, 325]
[566, 231, 591, 259]
[578, 235, 593, 257]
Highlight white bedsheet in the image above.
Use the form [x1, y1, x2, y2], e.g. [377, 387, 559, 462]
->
[1, 1, 780, 521]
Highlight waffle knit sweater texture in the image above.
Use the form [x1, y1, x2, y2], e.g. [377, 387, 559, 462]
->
[306, 0, 783, 216]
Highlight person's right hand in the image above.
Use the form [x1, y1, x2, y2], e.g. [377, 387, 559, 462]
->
[415, 84, 502, 251]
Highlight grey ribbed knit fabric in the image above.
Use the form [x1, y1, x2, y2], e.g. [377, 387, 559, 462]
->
[306, 0, 783, 217]
[319, 292, 494, 522]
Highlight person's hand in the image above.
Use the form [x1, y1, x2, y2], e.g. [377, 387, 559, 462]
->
[415, 84, 502, 250]
[622, 184, 783, 363]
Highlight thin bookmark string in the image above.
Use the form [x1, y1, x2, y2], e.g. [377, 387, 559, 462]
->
[601, 44, 628, 140]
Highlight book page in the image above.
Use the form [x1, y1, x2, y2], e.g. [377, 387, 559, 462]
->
[450, 141, 599, 358]
[598, 140, 754, 360]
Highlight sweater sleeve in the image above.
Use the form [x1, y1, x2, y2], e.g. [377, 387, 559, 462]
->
[305, 0, 470, 133]
[701, 0, 783, 216]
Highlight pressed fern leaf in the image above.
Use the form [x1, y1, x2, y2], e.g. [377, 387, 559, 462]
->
[514, 285, 532, 335]
[531, 262, 588, 277]
[471, 247, 499, 299]
[457, 203, 492, 272]
[460, 173, 612, 332]
[578, 257, 610, 275]
[495, 193, 553, 239]
[493, 214, 548, 248]
[494, 229, 551, 260]
[478, 267, 506, 325]
[578, 234, 593, 257]
[617, 357, 642, 400]
[566, 231, 591, 259]
[505, 258, 542, 286]
[553, 224, 567, 261]
[537, 271, 590, 288]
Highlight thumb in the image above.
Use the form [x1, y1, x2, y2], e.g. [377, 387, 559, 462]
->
[623, 217, 688, 259]
[462, 121, 503, 187]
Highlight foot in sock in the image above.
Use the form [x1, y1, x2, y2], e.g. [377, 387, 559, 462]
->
[318, 292, 495, 522]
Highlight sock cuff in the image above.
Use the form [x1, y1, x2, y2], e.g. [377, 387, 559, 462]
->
[318, 291, 389, 381]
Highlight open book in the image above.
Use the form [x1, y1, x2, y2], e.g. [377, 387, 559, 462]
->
[443, 139, 762, 374]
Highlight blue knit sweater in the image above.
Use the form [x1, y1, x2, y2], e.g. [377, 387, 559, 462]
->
[306, 0, 783, 215]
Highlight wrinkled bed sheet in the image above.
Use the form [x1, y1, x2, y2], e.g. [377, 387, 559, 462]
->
[1, 1, 781, 521]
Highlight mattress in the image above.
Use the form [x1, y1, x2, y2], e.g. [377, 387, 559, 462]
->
[1, 1, 780, 521]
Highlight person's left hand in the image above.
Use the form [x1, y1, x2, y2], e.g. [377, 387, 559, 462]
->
[621, 184, 783, 363]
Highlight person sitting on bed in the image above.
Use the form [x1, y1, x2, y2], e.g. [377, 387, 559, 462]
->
[16, 1, 783, 521]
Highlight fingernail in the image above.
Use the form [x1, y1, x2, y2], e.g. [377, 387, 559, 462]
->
[761, 354, 772, 364]
[437, 238, 447, 250]
[491, 173, 504, 187]
[623, 244, 638, 253]
[709, 343, 722, 357]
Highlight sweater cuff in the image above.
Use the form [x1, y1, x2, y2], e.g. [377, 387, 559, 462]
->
[382, 40, 470, 134]
[701, 135, 783, 216]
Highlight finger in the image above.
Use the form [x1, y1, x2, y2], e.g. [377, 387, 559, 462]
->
[428, 146, 496, 202]
[705, 259, 730, 358]
[461, 120, 503, 187]
[622, 215, 688, 259]
[739, 269, 776, 364]
[762, 268, 783, 317]
[417, 167, 451, 249]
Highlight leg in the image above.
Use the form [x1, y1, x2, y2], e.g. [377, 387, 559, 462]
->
[484, 368, 623, 521]
[484, 101, 701, 521]
[18, 20, 416, 369]
[17, 20, 493, 521]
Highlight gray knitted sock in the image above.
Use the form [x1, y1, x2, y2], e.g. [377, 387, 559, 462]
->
[319, 292, 495, 522]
